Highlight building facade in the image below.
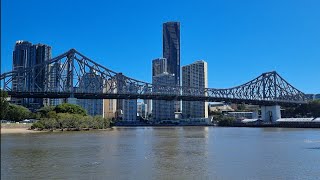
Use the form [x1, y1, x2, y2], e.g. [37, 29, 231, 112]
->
[182, 60, 208, 118]
[103, 80, 117, 119]
[103, 99, 117, 119]
[43, 62, 64, 106]
[163, 22, 180, 85]
[163, 22, 181, 112]
[152, 58, 167, 77]
[12, 41, 52, 110]
[12, 41, 33, 105]
[114, 73, 125, 119]
[143, 87, 152, 119]
[122, 84, 138, 121]
[77, 70, 104, 116]
[137, 101, 148, 119]
[152, 72, 176, 121]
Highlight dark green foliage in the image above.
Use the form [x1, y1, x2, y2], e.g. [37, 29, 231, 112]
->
[31, 113, 111, 130]
[236, 104, 246, 111]
[209, 111, 222, 116]
[31, 121, 45, 129]
[37, 106, 55, 118]
[0, 90, 9, 119]
[284, 100, 320, 118]
[217, 116, 236, 126]
[309, 100, 320, 117]
[54, 103, 87, 116]
[5, 104, 31, 121]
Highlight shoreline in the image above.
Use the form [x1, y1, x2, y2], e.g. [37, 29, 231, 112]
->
[1, 128, 44, 134]
[1, 126, 114, 134]
[1, 124, 319, 134]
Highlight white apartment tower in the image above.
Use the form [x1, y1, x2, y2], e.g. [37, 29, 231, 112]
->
[182, 60, 208, 118]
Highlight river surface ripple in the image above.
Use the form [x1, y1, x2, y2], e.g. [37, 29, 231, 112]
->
[1, 127, 320, 179]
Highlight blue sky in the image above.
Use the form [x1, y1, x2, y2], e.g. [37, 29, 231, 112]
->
[1, 0, 320, 93]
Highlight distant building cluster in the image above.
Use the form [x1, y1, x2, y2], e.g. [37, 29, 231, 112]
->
[10, 22, 213, 122]
[148, 22, 210, 122]
[305, 94, 320, 100]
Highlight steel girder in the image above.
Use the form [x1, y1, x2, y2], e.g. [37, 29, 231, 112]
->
[1, 49, 308, 105]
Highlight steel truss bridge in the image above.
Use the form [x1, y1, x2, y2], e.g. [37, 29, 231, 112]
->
[1, 49, 308, 106]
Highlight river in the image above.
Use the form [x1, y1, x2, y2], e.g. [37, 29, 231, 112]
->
[1, 127, 320, 179]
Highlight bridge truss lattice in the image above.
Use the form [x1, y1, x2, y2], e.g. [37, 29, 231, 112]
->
[0, 49, 308, 106]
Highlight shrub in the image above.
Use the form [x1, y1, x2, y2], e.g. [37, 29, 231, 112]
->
[218, 116, 236, 126]
[5, 104, 31, 121]
[55, 103, 87, 116]
[31, 121, 45, 129]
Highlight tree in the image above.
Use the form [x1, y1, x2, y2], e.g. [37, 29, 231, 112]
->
[5, 104, 31, 121]
[284, 100, 320, 118]
[54, 103, 87, 116]
[0, 90, 9, 119]
[37, 106, 55, 118]
[309, 100, 320, 117]
[236, 104, 246, 111]
[218, 116, 236, 126]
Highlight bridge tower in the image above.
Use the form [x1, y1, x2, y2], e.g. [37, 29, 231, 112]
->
[260, 105, 281, 122]
[65, 49, 76, 104]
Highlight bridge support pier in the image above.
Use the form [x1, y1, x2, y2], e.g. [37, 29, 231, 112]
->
[261, 105, 281, 122]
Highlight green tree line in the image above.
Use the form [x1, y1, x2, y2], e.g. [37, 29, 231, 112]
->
[32, 103, 112, 130]
[1, 90, 112, 130]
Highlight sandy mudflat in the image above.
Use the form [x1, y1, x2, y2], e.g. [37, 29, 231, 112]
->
[0, 128, 42, 134]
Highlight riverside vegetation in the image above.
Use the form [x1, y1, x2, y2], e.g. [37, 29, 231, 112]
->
[31, 104, 112, 131]
[1, 90, 112, 131]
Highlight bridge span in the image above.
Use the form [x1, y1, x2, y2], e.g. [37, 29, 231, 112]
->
[1, 49, 308, 106]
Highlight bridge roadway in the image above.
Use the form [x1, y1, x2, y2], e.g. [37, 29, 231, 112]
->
[7, 91, 306, 106]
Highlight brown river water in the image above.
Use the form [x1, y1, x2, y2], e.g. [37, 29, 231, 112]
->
[1, 127, 320, 179]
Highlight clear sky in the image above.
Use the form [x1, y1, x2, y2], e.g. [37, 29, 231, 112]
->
[1, 0, 319, 93]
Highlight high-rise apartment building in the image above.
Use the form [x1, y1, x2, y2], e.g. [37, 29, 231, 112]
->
[163, 22, 181, 112]
[44, 62, 64, 106]
[77, 70, 104, 116]
[115, 73, 125, 119]
[12, 41, 32, 105]
[182, 60, 208, 118]
[137, 102, 148, 119]
[152, 72, 175, 121]
[152, 58, 167, 77]
[103, 99, 117, 119]
[122, 84, 138, 121]
[12, 41, 51, 109]
[103, 80, 117, 119]
[143, 88, 152, 119]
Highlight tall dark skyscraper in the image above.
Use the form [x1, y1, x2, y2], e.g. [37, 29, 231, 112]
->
[163, 22, 180, 85]
[12, 41, 51, 109]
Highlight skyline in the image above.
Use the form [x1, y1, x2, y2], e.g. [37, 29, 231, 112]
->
[1, 0, 320, 94]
